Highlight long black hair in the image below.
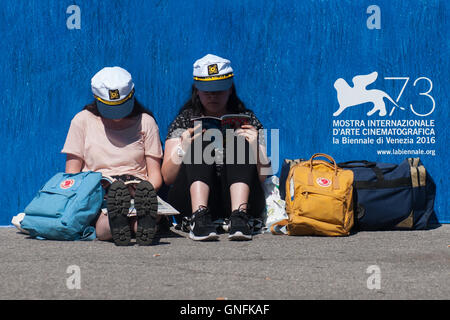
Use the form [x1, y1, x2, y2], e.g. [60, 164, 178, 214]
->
[178, 84, 250, 116]
[83, 98, 156, 120]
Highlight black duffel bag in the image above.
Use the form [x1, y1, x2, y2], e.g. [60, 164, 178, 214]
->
[338, 158, 436, 231]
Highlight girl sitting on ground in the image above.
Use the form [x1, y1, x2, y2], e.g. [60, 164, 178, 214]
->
[62, 66, 163, 246]
[162, 54, 271, 241]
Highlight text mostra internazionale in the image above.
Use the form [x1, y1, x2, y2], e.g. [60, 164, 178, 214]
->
[332, 119, 435, 136]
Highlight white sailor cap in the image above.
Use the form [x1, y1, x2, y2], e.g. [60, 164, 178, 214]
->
[91, 66, 135, 119]
[193, 54, 234, 92]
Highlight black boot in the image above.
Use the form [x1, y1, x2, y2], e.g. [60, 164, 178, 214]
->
[107, 181, 132, 246]
[134, 180, 158, 246]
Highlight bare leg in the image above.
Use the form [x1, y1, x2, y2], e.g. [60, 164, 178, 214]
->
[230, 182, 250, 211]
[190, 181, 210, 212]
[95, 212, 112, 241]
[130, 217, 138, 234]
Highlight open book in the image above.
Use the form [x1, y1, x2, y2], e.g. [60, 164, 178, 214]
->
[191, 114, 251, 132]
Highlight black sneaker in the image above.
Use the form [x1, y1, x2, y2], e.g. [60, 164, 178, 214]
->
[189, 206, 219, 241]
[228, 208, 252, 241]
[107, 181, 132, 246]
[134, 180, 158, 246]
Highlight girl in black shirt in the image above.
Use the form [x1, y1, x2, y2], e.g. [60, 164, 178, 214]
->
[162, 54, 271, 241]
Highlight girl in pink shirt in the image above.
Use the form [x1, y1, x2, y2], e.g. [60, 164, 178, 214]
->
[62, 67, 163, 246]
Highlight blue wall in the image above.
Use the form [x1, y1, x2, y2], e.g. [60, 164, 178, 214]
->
[1, 0, 448, 225]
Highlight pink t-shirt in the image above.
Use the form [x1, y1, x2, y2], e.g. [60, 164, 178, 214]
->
[61, 110, 163, 181]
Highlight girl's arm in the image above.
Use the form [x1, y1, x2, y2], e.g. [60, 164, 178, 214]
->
[235, 124, 272, 183]
[254, 143, 272, 183]
[161, 138, 183, 186]
[146, 155, 163, 191]
[161, 124, 202, 185]
[65, 154, 83, 173]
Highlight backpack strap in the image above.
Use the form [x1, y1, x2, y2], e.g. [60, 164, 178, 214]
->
[338, 160, 377, 168]
[418, 165, 426, 186]
[285, 162, 299, 203]
[273, 163, 301, 235]
[270, 219, 289, 235]
[80, 226, 97, 241]
[309, 153, 340, 190]
[408, 157, 426, 187]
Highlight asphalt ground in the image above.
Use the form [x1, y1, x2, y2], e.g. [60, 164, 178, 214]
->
[0, 225, 449, 301]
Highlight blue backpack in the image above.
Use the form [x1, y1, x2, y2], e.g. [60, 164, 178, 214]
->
[338, 158, 436, 230]
[21, 171, 104, 240]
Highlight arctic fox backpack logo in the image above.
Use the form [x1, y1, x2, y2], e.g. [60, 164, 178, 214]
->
[333, 72, 404, 117]
[316, 177, 331, 187]
[60, 179, 75, 189]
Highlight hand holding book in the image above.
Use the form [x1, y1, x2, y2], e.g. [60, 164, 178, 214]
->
[235, 124, 258, 145]
[180, 123, 203, 151]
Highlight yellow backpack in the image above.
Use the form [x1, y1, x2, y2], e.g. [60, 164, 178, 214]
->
[271, 153, 354, 236]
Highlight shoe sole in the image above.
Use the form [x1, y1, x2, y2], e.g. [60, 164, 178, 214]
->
[228, 231, 252, 241]
[189, 231, 219, 241]
[107, 181, 132, 246]
[134, 181, 158, 246]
